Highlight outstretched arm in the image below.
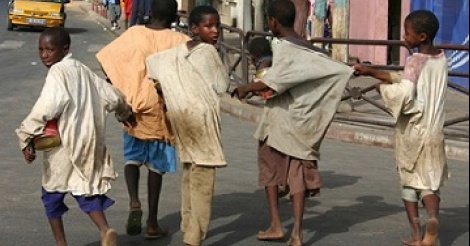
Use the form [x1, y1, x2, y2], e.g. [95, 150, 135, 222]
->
[353, 63, 393, 83]
[231, 80, 271, 99]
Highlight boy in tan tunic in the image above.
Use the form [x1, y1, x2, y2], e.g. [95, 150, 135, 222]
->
[146, 6, 229, 246]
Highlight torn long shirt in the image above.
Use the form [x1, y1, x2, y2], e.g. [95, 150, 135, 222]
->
[16, 54, 132, 196]
[380, 52, 449, 190]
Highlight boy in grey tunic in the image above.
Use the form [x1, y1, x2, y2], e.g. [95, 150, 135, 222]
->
[232, 1, 353, 245]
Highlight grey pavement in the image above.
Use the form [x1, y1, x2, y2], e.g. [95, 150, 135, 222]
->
[0, 1, 468, 246]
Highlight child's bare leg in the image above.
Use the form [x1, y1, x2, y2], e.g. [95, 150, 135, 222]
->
[88, 211, 111, 234]
[124, 165, 141, 209]
[88, 211, 117, 246]
[421, 194, 440, 246]
[125, 164, 143, 235]
[48, 217, 67, 246]
[257, 185, 285, 240]
[403, 200, 422, 246]
[288, 191, 305, 246]
[147, 171, 166, 235]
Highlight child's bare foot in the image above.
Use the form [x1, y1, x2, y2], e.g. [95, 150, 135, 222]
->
[402, 238, 422, 246]
[101, 228, 117, 246]
[287, 235, 303, 246]
[422, 217, 439, 246]
[256, 228, 285, 241]
[144, 225, 168, 240]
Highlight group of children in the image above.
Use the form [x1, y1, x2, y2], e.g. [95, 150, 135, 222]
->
[16, 0, 449, 246]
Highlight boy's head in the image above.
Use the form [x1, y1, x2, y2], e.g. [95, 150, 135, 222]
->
[248, 37, 272, 64]
[150, 0, 178, 27]
[404, 10, 439, 48]
[38, 27, 70, 68]
[189, 6, 220, 45]
[267, 0, 296, 36]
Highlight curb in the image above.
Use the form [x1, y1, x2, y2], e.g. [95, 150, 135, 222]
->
[77, 2, 469, 162]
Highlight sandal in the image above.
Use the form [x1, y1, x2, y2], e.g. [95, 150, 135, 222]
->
[144, 228, 168, 240]
[126, 209, 143, 236]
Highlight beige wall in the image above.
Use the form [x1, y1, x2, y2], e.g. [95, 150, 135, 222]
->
[349, 0, 389, 65]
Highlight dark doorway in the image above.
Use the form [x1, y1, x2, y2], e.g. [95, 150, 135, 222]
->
[388, 0, 402, 65]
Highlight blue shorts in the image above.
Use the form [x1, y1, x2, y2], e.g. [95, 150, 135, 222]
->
[123, 132, 177, 174]
[41, 188, 114, 218]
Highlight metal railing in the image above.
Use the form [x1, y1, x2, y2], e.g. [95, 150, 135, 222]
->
[175, 17, 469, 138]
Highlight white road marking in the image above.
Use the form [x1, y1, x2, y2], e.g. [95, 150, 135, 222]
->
[87, 44, 105, 53]
[0, 40, 26, 50]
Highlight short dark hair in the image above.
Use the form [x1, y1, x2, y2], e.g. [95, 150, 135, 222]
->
[248, 37, 272, 58]
[189, 5, 219, 27]
[267, 0, 296, 28]
[151, 0, 178, 25]
[405, 10, 440, 41]
[41, 27, 71, 47]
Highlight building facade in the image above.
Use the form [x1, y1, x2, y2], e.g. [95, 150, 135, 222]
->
[177, 0, 468, 87]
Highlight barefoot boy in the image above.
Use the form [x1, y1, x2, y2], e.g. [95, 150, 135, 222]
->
[16, 27, 134, 246]
[233, 1, 353, 245]
[354, 10, 449, 246]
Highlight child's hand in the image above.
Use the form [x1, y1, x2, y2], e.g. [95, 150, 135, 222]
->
[22, 143, 36, 164]
[231, 87, 248, 100]
[260, 89, 274, 100]
[122, 112, 137, 128]
[353, 63, 372, 76]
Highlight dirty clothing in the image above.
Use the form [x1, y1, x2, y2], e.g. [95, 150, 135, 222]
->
[122, 131, 177, 174]
[379, 51, 449, 191]
[258, 141, 322, 195]
[16, 54, 132, 196]
[96, 26, 190, 142]
[146, 43, 230, 167]
[146, 42, 229, 246]
[180, 163, 215, 246]
[255, 39, 353, 161]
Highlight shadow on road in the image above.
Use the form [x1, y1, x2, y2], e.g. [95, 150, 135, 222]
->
[321, 170, 362, 189]
[66, 27, 87, 34]
[207, 171, 362, 245]
[440, 205, 469, 246]
[304, 195, 402, 245]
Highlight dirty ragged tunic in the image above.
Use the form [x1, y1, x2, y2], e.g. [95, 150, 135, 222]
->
[16, 54, 132, 196]
[146, 43, 230, 167]
[255, 39, 354, 160]
[380, 52, 449, 191]
[96, 26, 190, 142]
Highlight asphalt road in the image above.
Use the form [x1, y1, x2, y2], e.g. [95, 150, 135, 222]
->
[0, 2, 468, 246]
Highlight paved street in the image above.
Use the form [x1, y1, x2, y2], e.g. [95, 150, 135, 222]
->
[0, 2, 468, 246]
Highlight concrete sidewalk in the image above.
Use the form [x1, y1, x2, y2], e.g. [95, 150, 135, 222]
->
[74, 0, 468, 161]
